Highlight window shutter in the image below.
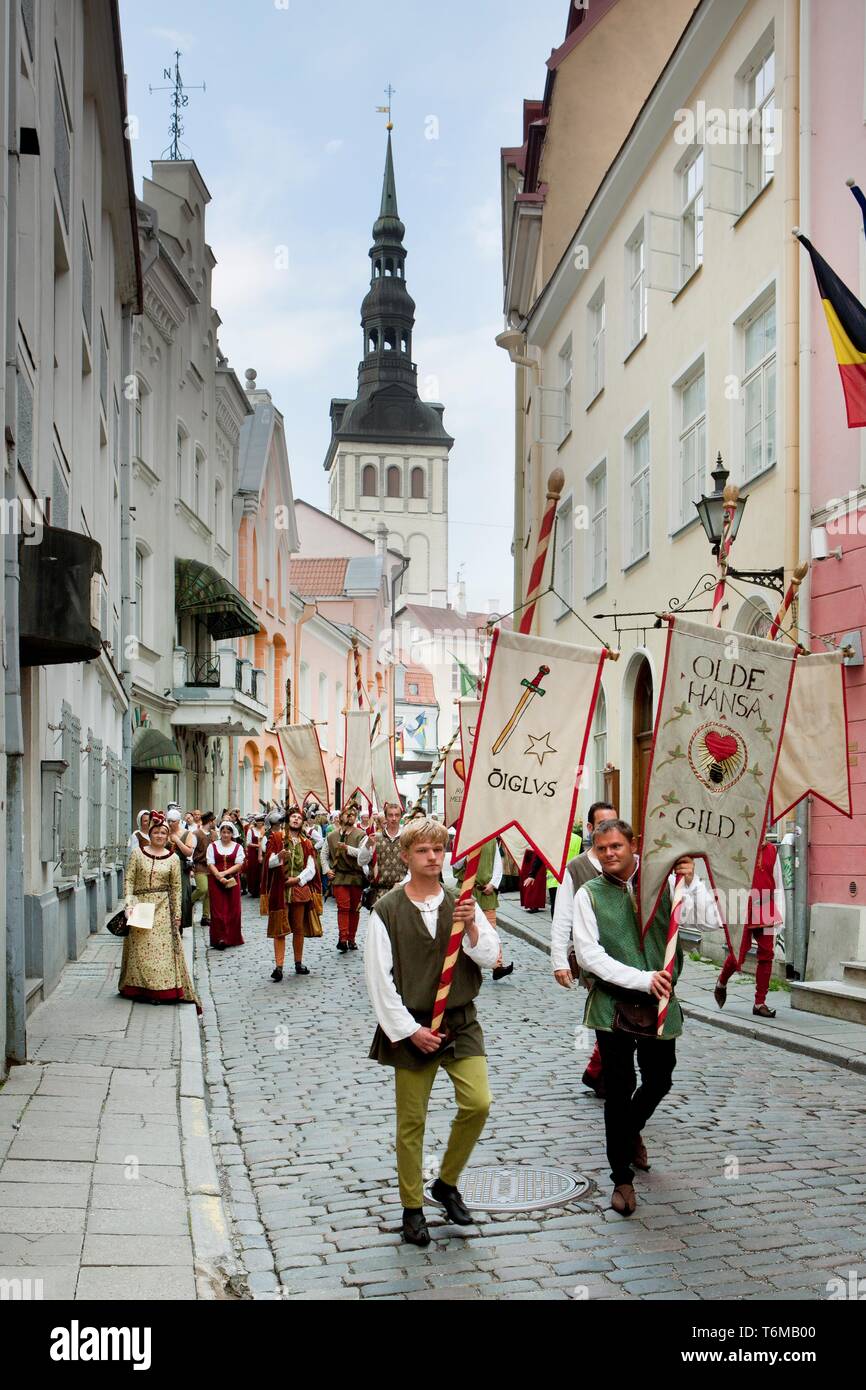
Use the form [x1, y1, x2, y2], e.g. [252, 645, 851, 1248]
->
[704, 131, 743, 216]
[87, 734, 103, 870]
[60, 704, 81, 878]
[645, 212, 681, 294]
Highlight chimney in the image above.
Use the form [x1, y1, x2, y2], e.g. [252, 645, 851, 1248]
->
[375, 522, 388, 558]
[453, 580, 467, 617]
[487, 598, 501, 616]
[429, 589, 447, 608]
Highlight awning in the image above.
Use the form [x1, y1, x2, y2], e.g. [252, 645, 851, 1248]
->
[132, 728, 183, 773]
[19, 523, 103, 667]
[175, 558, 259, 639]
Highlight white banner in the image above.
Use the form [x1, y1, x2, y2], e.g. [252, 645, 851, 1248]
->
[443, 698, 481, 829]
[274, 724, 329, 809]
[771, 651, 852, 821]
[452, 628, 605, 878]
[372, 734, 401, 811]
[343, 709, 373, 809]
[639, 616, 797, 959]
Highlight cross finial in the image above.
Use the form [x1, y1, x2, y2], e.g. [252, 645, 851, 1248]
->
[149, 51, 206, 160]
[375, 84, 396, 131]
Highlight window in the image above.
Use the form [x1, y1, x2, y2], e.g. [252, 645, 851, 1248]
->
[451, 664, 459, 693]
[744, 47, 775, 207]
[587, 284, 605, 401]
[176, 425, 186, 500]
[59, 702, 81, 879]
[194, 448, 205, 517]
[54, 70, 71, 231]
[742, 297, 776, 479]
[387, 466, 402, 498]
[86, 732, 103, 871]
[318, 673, 329, 748]
[411, 466, 425, 500]
[627, 223, 647, 349]
[336, 681, 345, 754]
[676, 366, 706, 528]
[559, 337, 573, 441]
[627, 420, 650, 563]
[588, 464, 607, 593]
[214, 479, 224, 544]
[133, 389, 143, 462]
[592, 687, 608, 806]
[680, 151, 704, 283]
[362, 464, 378, 497]
[134, 546, 144, 642]
[299, 662, 310, 719]
[555, 496, 573, 616]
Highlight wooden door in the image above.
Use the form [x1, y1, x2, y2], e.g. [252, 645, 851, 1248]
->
[631, 660, 654, 840]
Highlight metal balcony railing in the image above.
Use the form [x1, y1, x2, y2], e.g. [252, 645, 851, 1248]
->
[187, 654, 221, 687]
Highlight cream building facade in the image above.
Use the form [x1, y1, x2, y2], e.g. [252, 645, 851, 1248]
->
[502, 0, 796, 832]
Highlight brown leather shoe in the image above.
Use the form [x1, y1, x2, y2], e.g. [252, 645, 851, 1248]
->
[753, 1003, 776, 1018]
[633, 1135, 650, 1171]
[611, 1183, 637, 1217]
[714, 980, 727, 1009]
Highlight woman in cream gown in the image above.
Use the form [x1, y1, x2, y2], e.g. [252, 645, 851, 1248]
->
[119, 812, 201, 1013]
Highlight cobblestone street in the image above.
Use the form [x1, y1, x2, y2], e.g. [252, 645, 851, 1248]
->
[201, 896, 866, 1301]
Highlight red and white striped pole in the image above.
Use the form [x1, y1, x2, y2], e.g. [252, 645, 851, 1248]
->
[431, 470, 565, 1035]
[711, 485, 738, 629]
[657, 872, 686, 1037]
[351, 637, 365, 710]
[768, 562, 809, 640]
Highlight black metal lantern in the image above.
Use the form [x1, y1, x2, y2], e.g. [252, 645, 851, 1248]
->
[695, 454, 748, 553]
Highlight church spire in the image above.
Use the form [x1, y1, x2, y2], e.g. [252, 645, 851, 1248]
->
[379, 130, 399, 222]
[361, 131, 414, 383]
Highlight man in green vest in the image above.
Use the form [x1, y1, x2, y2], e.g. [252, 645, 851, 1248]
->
[572, 818, 695, 1219]
[365, 818, 501, 1247]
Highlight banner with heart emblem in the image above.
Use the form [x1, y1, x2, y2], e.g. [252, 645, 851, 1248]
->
[443, 697, 481, 828]
[771, 650, 852, 822]
[639, 616, 797, 959]
[371, 734, 401, 811]
[274, 724, 330, 809]
[343, 709, 374, 809]
[452, 628, 606, 878]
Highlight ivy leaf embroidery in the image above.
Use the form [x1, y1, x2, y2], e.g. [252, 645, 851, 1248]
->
[655, 746, 686, 774]
[649, 791, 680, 820]
[663, 702, 691, 730]
[645, 834, 672, 858]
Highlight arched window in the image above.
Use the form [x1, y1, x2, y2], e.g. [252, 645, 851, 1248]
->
[385, 258, 394, 277]
[374, 260, 381, 278]
[383, 328, 396, 352]
[368, 329, 378, 353]
[410, 467, 425, 500]
[194, 447, 206, 517]
[260, 758, 272, 807]
[591, 687, 607, 805]
[362, 464, 378, 497]
[387, 466, 402, 499]
[401, 331, 409, 354]
[213, 479, 224, 544]
[318, 673, 329, 749]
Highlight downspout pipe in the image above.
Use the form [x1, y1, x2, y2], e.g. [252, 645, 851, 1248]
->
[4, 0, 25, 1066]
[120, 305, 133, 857]
[794, 0, 811, 979]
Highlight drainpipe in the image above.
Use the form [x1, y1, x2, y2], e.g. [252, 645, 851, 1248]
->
[120, 304, 133, 852]
[793, 0, 810, 979]
[4, 0, 25, 1065]
[292, 601, 316, 722]
[495, 330, 542, 630]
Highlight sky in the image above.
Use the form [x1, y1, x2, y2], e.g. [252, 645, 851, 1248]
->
[118, 0, 567, 613]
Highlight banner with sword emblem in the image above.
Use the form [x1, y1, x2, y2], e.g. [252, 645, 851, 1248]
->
[639, 616, 797, 960]
[452, 629, 605, 878]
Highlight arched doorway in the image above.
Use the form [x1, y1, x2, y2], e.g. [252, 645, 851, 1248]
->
[631, 658, 654, 835]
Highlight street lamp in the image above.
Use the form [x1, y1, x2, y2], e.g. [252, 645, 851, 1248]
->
[694, 453, 784, 594]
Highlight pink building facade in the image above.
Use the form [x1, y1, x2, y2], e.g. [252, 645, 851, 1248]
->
[804, 0, 866, 910]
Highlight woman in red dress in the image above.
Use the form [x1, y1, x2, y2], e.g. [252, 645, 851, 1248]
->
[206, 821, 246, 949]
[245, 814, 265, 898]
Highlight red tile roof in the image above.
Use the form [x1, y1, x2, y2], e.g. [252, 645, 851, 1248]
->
[401, 663, 437, 706]
[289, 557, 349, 597]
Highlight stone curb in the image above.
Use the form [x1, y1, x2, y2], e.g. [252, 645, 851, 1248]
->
[494, 910, 866, 1078]
[183, 927, 241, 1298]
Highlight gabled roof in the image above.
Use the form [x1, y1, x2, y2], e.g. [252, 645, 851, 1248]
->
[397, 601, 507, 635]
[400, 663, 438, 707]
[289, 557, 349, 598]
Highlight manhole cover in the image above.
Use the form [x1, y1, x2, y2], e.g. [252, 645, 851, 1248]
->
[425, 1165, 589, 1212]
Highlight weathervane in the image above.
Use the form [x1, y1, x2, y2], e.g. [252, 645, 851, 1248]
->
[376, 83, 396, 130]
[149, 51, 205, 160]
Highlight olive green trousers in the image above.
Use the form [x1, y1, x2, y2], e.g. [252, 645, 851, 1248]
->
[393, 1053, 491, 1209]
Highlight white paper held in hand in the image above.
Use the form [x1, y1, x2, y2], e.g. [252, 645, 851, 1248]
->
[128, 902, 155, 930]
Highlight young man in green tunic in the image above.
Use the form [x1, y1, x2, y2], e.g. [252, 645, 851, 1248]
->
[571, 819, 709, 1217]
[365, 818, 501, 1246]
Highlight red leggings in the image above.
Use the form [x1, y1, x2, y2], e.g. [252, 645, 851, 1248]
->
[719, 928, 775, 1006]
[334, 885, 363, 943]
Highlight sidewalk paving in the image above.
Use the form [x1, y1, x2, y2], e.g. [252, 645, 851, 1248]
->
[496, 891, 866, 1076]
[0, 923, 237, 1301]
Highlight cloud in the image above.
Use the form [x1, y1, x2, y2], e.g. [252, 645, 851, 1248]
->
[325, 139, 344, 155]
[148, 28, 196, 50]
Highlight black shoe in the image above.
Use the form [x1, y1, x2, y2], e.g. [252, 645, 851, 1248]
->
[430, 1178, 474, 1226]
[336, 942, 348, 954]
[295, 963, 310, 975]
[201, 918, 210, 927]
[492, 962, 514, 981]
[270, 967, 283, 982]
[753, 1003, 776, 1018]
[347, 941, 358, 951]
[214, 942, 226, 951]
[402, 1208, 430, 1246]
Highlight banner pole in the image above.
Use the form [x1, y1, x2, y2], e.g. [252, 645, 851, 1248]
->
[431, 469, 565, 1035]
